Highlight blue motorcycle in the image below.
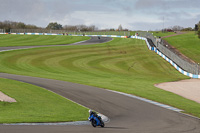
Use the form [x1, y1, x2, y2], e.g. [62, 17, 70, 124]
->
[88, 110, 105, 127]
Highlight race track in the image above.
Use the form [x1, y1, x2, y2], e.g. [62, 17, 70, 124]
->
[0, 37, 200, 133]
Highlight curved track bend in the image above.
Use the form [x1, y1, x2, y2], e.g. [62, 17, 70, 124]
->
[0, 37, 200, 133]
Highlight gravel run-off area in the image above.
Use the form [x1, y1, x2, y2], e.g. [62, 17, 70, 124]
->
[155, 79, 200, 104]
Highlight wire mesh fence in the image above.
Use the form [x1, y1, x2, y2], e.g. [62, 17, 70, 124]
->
[139, 31, 200, 75]
[0, 29, 5, 33]
[10, 29, 130, 36]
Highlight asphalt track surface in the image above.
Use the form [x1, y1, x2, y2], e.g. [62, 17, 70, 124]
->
[0, 37, 200, 133]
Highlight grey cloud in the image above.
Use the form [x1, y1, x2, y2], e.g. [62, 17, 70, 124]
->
[0, 0, 199, 30]
[134, 0, 200, 10]
[0, 0, 48, 26]
[129, 21, 163, 31]
[134, 0, 164, 10]
[166, 14, 200, 28]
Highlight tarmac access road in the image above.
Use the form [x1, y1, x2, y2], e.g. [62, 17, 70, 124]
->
[0, 37, 200, 133]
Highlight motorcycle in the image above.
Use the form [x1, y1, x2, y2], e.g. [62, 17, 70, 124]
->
[88, 112, 105, 127]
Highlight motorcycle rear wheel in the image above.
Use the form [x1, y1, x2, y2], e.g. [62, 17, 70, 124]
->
[100, 122, 105, 127]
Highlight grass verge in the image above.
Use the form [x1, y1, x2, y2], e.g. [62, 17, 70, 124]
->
[0, 34, 90, 47]
[0, 78, 88, 123]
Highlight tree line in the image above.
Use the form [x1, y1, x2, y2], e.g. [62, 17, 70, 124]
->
[46, 22, 98, 31]
[196, 21, 200, 39]
[0, 20, 128, 33]
[1, 20, 199, 38]
[0, 20, 98, 32]
[0, 20, 40, 32]
[164, 25, 196, 32]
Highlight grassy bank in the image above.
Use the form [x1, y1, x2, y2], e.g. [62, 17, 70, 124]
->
[1, 37, 200, 118]
[130, 31, 176, 37]
[164, 32, 200, 63]
[0, 78, 88, 123]
[150, 31, 176, 37]
[0, 34, 90, 47]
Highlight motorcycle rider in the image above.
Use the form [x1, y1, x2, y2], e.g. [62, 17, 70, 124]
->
[88, 110, 101, 126]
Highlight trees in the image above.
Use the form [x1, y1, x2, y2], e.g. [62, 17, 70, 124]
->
[181, 27, 193, 31]
[195, 21, 200, 39]
[197, 21, 200, 39]
[63, 25, 78, 31]
[46, 22, 62, 30]
[118, 24, 123, 31]
[195, 24, 198, 31]
[0, 20, 40, 32]
[63, 24, 97, 32]
[170, 25, 184, 31]
[16, 22, 26, 29]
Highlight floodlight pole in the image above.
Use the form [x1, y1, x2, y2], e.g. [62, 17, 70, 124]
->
[163, 16, 165, 33]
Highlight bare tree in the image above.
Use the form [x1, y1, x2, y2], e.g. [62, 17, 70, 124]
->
[63, 25, 78, 31]
[170, 25, 184, 31]
[118, 24, 123, 31]
[63, 24, 97, 32]
[0, 20, 40, 32]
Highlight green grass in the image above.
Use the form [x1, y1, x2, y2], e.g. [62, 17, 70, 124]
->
[130, 31, 137, 36]
[150, 31, 176, 37]
[0, 34, 90, 47]
[0, 78, 88, 123]
[130, 31, 176, 37]
[1, 37, 200, 119]
[164, 32, 200, 63]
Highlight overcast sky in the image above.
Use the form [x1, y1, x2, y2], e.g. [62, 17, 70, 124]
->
[0, 0, 200, 30]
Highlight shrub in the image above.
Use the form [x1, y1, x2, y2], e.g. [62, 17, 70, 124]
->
[198, 30, 200, 39]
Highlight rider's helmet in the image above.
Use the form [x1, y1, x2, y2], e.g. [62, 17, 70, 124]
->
[89, 110, 92, 114]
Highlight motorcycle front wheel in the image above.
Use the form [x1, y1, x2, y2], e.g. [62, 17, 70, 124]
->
[91, 120, 97, 127]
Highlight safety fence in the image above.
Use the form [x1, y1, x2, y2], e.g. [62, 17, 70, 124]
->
[138, 32, 200, 76]
[10, 32, 128, 38]
[11, 33, 63, 35]
[10, 29, 130, 36]
[0, 29, 5, 33]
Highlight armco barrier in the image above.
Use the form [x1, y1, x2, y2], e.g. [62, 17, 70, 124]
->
[136, 35, 200, 79]
[11, 33, 63, 35]
[9, 33, 128, 38]
[85, 35, 127, 38]
[2, 33, 199, 78]
[153, 47, 200, 78]
[139, 32, 200, 75]
[131, 36, 153, 50]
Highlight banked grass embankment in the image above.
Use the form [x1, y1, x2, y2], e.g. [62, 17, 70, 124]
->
[150, 31, 176, 37]
[1, 37, 200, 118]
[0, 34, 90, 47]
[164, 32, 200, 63]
